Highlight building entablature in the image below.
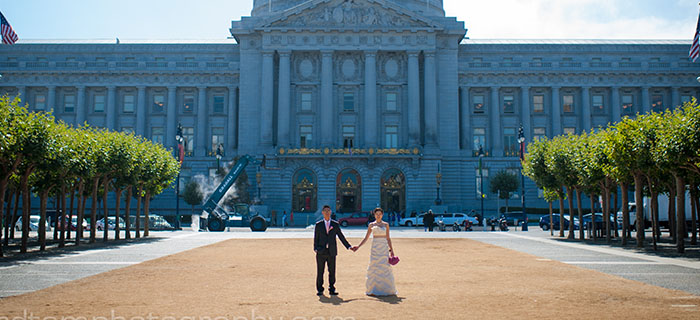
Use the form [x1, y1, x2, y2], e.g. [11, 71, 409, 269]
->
[457, 71, 699, 88]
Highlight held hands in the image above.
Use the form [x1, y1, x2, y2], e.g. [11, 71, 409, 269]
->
[350, 246, 359, 252]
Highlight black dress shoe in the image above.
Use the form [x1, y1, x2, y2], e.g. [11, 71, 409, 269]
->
[329, 291, 338, 295]
[316, 292, 324, 296]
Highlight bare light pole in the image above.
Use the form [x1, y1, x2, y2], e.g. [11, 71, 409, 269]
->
[478, 145, 485, 225]
[175, 123, 184, 230]
[518, 125, 528, 231]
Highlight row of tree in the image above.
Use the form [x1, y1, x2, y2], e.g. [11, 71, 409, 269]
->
[0, 95, 179, 256]
[523, 100, 700, 253]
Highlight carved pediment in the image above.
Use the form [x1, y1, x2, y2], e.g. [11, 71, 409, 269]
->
[265, 0, 436, 29]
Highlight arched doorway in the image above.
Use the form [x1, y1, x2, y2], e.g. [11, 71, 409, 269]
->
[336, 169, 362, 213]
[292, 168, 317, 213]
[380, 168, 406, 214]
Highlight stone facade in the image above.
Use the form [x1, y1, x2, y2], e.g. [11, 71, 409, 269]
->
[1, 0, 698, 221]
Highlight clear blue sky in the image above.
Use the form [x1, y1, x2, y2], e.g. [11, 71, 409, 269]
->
[0, 0, 696, 41]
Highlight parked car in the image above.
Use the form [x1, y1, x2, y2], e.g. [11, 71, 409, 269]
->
[338, 212, 370, 227]
[400, 213, 425, 227]
[436, 213, 476, 226]
[539, 214, 580, 231]
[15, 215, 51, 232]
[583, 213, 616, 230]
[502, 212, 528, 226]
[55, 215, 88, 231]
[129, 214, 176, 231]
[96, 217, 127, 231]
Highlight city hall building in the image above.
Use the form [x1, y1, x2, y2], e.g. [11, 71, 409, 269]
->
[1, 0, 699, 221]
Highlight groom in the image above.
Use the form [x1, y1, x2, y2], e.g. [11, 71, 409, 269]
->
[314, 205, 355, 296]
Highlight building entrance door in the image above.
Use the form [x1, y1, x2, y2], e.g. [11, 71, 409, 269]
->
[336, 169, 362, 213]
[380, 168, 406, 215]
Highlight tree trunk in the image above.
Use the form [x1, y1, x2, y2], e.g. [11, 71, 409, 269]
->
[675, 174, 686, 253]
[67, 185, 75, 240]
[90, 178, 99, 243]
[114, 188, 122, 240]
[691, 186, 698, 245]
[144, 192, 151, 237]
[558, 195, 565, 237]
[0, 180, 7, 257]
[621, 183, 629, 245]
[548, 201, 553, 236]
[604, 187, 611, 244]
[613, 187, 619, 238]
[103, 178, 110, 242]
[633, 174, 645, 248]
[52, 195, 59, 241]
[58, 183, 67, 248]
[20, 168, 32, 253]
[650, 191, 658, 251]
[135, 187, 142, 239]
[567, 186, 575, 240]
[10, 189, 20, 240]
[39, 190, 49, 251]
[124, 186, 132, 240]
[669, 188, 676, 242]
[3, 186, 12, 252]
[590, 194, 597, 242]
[76, 181, 85, 246]
[576, 188, 584, 241]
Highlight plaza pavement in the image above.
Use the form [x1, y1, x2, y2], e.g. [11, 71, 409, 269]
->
[1, 226, 699, 299]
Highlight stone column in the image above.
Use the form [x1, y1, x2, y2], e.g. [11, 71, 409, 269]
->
[551, 86, 561, 136]
[197, 86, 208, 157]
[460, 86, 471, 152]
[364, 50, 378, 148]
[106, 86, 116, 130]
[47, 86, 56, 112]
[136, 86, 146, 136]
[260, 51, 274, 147]
[424, 51, 438, 147]
[277, 51, 291, 148]
[166, 86, 177, 149]
[671, 87, 681, 109]
[76, 86, 86, 125]
[641, 86, 651, 114]
[490, 86, 502, 156]
[227, 86, 238, 152]
[17, 86, 26, 103]
[611, 86, 621, 123]
[581, 86, 591, 130]
[521, 86, 531, 143]
[407, 51, 421, 147]
[321, 50, 333, 146]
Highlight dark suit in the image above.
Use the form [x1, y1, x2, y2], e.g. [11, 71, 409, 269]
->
[314, 219, 351, 294]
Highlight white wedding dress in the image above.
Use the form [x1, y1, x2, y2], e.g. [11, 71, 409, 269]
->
[365, 223, 397, 296]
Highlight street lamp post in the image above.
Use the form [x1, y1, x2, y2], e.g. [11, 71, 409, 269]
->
[256, 168, 262, 204]
[216, 144, 222, 170]
[518, 125, 528, 231]
[435, 162, 442, 205]
[175, 123, 184, 230]
[478, 145, 485, 226]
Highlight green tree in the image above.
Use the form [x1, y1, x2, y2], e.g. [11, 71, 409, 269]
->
[489, 170, 519, 213]
[183, 180, 203, 215]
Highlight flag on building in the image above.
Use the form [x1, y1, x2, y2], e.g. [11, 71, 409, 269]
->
[690, 10, 700, 62]
[1, 11, 18, 45]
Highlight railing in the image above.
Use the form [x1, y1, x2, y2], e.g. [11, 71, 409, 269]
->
[176, 62, 199, 68]
[468, 62, 492, 68]
[206, 62, 229, 68]
[25, 62, 49, 68]
[589, 62, 612, 68]
[648, 62, 670, 68]
[116, 62, 138, 68]
[529, 62, 552, 68]
[559, 62, 582, 68]
[85, 62, 108, 68]
[56, 62, 79, 68]
[0, 62, 18, 67]
[619, 62, 642, 68]
[146, 62, 168, 68]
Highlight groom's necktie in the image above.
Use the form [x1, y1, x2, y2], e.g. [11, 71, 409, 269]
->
[325, 221, 330, 233]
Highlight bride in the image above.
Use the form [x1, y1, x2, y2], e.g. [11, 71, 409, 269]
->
[355, 207, 397, 296]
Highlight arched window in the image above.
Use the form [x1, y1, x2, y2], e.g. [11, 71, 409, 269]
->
[380, 168, 406, 214]
[336, 168, 362, 213]
[292, 168, 317, 213]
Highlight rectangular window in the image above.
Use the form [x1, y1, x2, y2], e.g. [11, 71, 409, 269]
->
[473, 95, 485, 113]
[386, 93, 397, 111]
[385, 125, 398, 149]
[503, 128, 517, 157]
[651, 94, 663, 112]
[533, 95, 544, 113]
[473, 128, 486, 153]
[211, 127, 224, 154]
[681, 95, 693, 104]
[533, 127, 546, 141]
[93, 94, 105, 113]
[476, 168, 489, 199]
[64, 94, 76, 113]
[183, 94, 194, 113]
[35, 94, 46, 110]
[301, 92, 312, 111]
[592, 95, 604, 113]
[503, 95, 514, 113]
[300, 125, 312, 148]
[343, 92, 354, 112]
[622, 94, 634, 115]
[151, 127, 164, 145]
[342, 125, 355, 149]
[213, 95, 225, 113]
[121, 127, 134, 133]
[123, 94, 135, 113]
[183, 127, 194, 156]
[153, 94, 165, 113]
[562, 95, 574, 113]
[564, 127, 576, 135]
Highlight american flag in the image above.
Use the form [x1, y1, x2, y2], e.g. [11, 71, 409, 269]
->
[691, 10, 700, 62]
[0, 11, 18, 45]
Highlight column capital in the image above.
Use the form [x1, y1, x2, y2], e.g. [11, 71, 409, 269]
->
[423, 50, 436, 58]
[46, 85, 57, 89]
[321, 49, 334, 57]
[551, 86, 561, 91]
[167, 85, 177, 91]
[262, 50, 275, 57]
[520, 85, 531, 90]
[137, 85, 147, 90]
[278, 50, 292, 57]
[364, 50, 378, 57]
[228, 85, 238, 91]
[76, 85, 85, 90]
[407, 51, 420, 58]
[198, 85, 208, 91]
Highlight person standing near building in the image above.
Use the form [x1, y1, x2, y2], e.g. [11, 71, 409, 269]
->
[282, 211, 287, 228]
[423, 210, 435, 232]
